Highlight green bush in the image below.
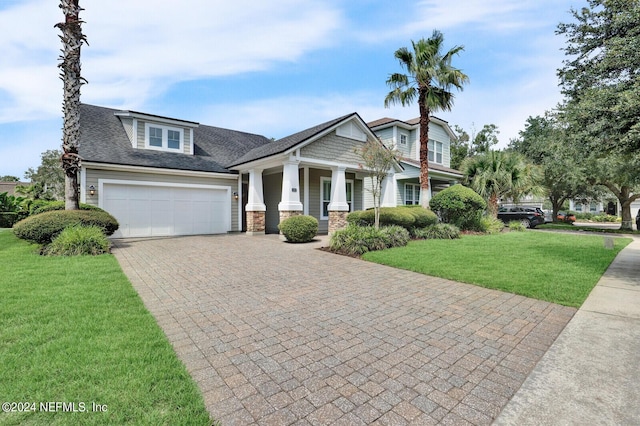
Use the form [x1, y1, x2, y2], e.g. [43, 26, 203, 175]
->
[346, 207, 419, 230]
[30, 200, 103, 216]
[43, 225, 111, 256]
[0, 212, 17, 228]
[401, 206, 438, 228]
[508, 221, 526, 232]
[412, 224, 460, 240]
[13, 210, 119, 244]
[329, 225, 410, 256]
[429, 184, 486, 230]
[478, 216, 505, 234]
[278, 215, 318, 243]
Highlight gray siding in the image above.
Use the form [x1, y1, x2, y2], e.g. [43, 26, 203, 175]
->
[184, 129, 191, 155]
[430, 122, 451, 168]
[136, 120, 145, 149]
[396, 129, 412, 158]
[120, 117, 134, 146]
[84, 167, 239, 231]
[263, 172, 282, 234]
[300, 132, 365, 165]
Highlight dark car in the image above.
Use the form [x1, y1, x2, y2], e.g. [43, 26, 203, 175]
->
[636, 210, 640, 230]
[497, 206, 545, 228]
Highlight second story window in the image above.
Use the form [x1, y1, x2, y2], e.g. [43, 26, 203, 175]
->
[399, 133, 408, 145]
[428, 140, 443, 164]
[145, 123, 184, 152]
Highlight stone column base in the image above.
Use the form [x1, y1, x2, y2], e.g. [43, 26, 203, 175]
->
[246, 211, 265, 235]
[328, 210, 349, 234]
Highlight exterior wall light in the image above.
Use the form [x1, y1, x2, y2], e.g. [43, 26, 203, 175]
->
[89, 185, 96, 196]
[233, 191, 239, 201]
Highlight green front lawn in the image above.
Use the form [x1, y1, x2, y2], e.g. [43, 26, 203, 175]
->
[363, 231, 631, 307]
[0, 230, 211, 425]
[538, 223, 640, 234]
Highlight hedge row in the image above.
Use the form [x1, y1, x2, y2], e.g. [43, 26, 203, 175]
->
[347, 206, 438, 230]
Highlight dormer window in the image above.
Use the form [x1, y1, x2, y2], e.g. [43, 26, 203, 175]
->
[145, 123, 184, 152]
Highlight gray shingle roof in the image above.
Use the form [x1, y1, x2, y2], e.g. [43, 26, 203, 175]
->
[78, 104, 273, 174]
[228, 113, 358, 167]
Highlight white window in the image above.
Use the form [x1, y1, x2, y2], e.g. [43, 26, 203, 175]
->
[320, 177, 354, 219]
[428, 140, 443, 164]
[405, 183, 420, 205]
[590, 202, 597, 212]
[576, 203, 583, 212]
[145, 123, 184, 152]
[399, 132, 408, 145]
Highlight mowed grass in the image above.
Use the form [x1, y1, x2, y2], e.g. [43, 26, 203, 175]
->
[362, 231, 632, 308]
[0, 230, 211, 425]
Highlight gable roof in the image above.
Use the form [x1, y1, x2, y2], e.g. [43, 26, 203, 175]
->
[78, 104, 273, 174]
[227, 113, 358, 168]
[368, 116, 455, 140]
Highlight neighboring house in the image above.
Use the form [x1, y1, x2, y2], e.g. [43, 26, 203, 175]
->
[78, 104, 405, 238]
[367, 117, 463, 207]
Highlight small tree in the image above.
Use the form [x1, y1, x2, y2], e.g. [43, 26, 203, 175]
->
[356, 138, 399, 229]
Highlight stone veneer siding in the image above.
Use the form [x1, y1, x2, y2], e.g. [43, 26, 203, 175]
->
[328, 211, 349, 234]
[246, 211, 266, 234]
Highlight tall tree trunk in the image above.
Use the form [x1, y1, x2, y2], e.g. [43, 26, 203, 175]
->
[488, 193, 499, 218]
[57, 0, 86, 210]
[418, 87, 431, 209]
[601, 183, 639, 231]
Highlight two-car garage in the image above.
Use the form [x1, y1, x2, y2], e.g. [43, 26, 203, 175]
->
[100, 181, 231, 238]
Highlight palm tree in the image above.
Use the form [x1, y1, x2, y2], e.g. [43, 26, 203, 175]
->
[56, 0, 87, 210]
[461, 151, 543, 218]
[384, 30, 469, 209]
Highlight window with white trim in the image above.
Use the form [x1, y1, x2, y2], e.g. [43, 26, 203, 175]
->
[399, 132, 408, 145]
[405, 183, 420, 205]
[145, 123, 184, 152]
[320, 177, 354, 219]
[428, 140, 443, 164]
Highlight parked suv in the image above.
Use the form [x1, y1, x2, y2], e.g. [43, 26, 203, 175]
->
[636, 210, 640, 230]
[497, 206, 545, 228]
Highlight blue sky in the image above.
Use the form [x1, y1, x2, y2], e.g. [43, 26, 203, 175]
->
[0, 0, 587, 179]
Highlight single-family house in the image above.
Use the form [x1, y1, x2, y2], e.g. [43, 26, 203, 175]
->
[78, 104, 460, 238]
[367, 117, 463, 206]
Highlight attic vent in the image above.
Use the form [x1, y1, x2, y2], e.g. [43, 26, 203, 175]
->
[336, 121, 366, 142]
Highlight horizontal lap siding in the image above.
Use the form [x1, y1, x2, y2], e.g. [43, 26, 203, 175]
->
[430, 123, 451, 168]
[84, 168, 239, 231]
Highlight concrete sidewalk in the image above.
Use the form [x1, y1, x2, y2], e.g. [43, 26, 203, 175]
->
[494, 236, 640, 425]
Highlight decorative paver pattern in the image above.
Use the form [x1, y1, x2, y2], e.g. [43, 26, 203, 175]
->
[112, 234, 575, 425]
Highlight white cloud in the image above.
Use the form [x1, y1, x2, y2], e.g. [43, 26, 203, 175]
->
[0, 0, 344, 122]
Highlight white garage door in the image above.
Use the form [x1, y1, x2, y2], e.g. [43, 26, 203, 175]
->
[102, 183, 230, 238]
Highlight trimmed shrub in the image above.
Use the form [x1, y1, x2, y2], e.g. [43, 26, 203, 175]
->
[478, 216, 505, 234]
[30, 200, 103, 216]
[346, 207, 416, 230]
[400, 206, 438, 228]
[413, 224, 460, 240]
[278, 215, 318, 243]
[508, 221, 526, 232]
[43, 225, 111, 256]
[13, 210, 119, 244]
[329, 224, 410, 256]
[429, 184, 486, 230]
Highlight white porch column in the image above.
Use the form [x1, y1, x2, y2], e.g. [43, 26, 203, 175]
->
[328, 166, 349, 234]
[245, 169, 266, 235]
[381, 173, 396, 207]
[246, 169, 266, 211]
[278, 160, 303, 212]
[328, 166, 349, 212]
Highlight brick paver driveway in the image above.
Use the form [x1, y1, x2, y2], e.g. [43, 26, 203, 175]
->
[113, 235, 575, 425]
